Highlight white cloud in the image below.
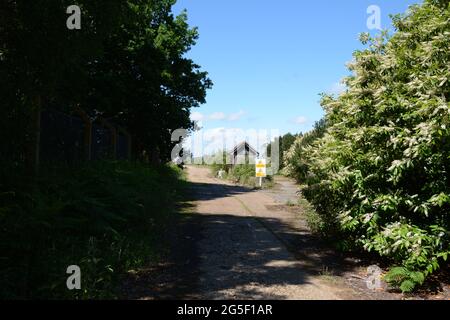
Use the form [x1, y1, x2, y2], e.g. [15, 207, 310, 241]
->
[190, 112, 204, 122]
[191, 110, 247, 122]
[209, 112, 227, 121]
[293, 116, 308, 125]
[228, 110, 246, 121]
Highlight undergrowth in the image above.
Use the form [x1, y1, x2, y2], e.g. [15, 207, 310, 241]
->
[0, 161, 185, 299]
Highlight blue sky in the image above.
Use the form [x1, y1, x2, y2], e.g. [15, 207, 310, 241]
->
[173, 0, 421, 155]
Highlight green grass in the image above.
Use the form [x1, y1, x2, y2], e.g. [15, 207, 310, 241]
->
[0, 161, 186, 299]
[211, 164, 274, 189]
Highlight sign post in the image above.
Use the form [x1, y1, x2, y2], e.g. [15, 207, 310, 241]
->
[255, 158, 267, 188]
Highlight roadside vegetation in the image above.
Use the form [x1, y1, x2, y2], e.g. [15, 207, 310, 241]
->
[0, 0, 211, 173]
[268, 133, 299, 171]
[284, 0, 449, 293]
[210, 157, 274, 189]
[226, 164, 274, 188]
[0, 1, 208, 299]
[0, 162, 186, 299]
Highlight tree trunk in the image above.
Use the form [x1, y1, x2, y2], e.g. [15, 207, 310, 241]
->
[26, 96, 41, 180]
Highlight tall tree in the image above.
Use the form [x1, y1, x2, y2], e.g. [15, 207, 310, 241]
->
[0, 0, 126, 175]
[0, 0, 212, 172]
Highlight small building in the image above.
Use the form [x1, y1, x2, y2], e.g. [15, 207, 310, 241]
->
[229, 141, 259, 166]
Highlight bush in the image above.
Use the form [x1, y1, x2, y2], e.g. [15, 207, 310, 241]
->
[298, 197, 327, 236]
[229, 165, 257, 185]
[227, 165, 273, 188]
[285, 0, 450, 292]
[283, 118, 327, 181]
[0, 161, 185, 299]
[384, 267, 426, 293]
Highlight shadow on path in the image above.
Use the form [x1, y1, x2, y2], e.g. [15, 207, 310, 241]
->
[121, 178, 368, 299]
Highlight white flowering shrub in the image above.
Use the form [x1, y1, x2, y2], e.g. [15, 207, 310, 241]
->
[286, 0, 449, 292]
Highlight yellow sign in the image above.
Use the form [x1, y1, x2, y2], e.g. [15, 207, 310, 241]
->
[256, 161, 265, 169]
[255, 159, 267, 178]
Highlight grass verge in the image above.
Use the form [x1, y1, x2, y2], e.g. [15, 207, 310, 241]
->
[211, 164, 274, 189]
[0, 161, 186, 299]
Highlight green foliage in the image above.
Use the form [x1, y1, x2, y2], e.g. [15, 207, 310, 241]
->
[0, 2, 208, 298]
[0, 0, 212, 169]
[384, 267, 425, 293]
[229, 165, 258, 186]
[208, 151, 273, 188]
[298, 197, 327, 236]
[285, 0, 450, 292]
[0, 161, 185, 299]
[211, 163, 273, 188]
[268, 133, 299, 170]
[283, 119, 328, 181]
[210, 151, 232, 175]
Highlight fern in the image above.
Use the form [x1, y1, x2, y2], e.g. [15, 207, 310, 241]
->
[400, 280, 416, 293]
[385, 267, 425, 293]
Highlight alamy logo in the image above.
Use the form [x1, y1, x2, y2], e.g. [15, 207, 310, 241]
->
[367, 5, 382, 30]
[366, 265, 383, 290]
[66, 5, 81, 30]
[66, 265, 81, 290]
[170, 128, 281, 174]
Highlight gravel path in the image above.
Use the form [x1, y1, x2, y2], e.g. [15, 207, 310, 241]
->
[122, 166, 448, 300]
[187, 166, 350, 300]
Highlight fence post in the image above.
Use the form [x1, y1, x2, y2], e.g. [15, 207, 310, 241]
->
[75, 107, 92, 161]
[32, 96, 41, 177]
[118, 127, 132, 160]
[99, 117, 117, 160]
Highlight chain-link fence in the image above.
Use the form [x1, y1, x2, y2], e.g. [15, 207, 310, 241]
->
[40, 109, 131, 165]
[40, 110, 85, 165]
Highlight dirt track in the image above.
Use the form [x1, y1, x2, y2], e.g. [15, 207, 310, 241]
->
[187, 166, 349, 299]
[122, 166, 448, 300]
[122, 166, 358, 299]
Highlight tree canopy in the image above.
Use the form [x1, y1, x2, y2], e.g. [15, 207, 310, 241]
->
[0, 0, 212, 171]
